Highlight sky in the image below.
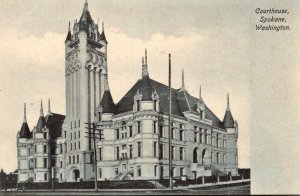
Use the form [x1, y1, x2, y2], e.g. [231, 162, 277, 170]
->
[1, 0, 300, 194]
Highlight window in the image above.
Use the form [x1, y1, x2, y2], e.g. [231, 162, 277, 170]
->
[43, 132, 47, 139]
[223, 154, 226, 163]
[73, 156, 75, 164]
[99, 148, 102, 161]
[34, 145, 37, 153]
[153, 100, 157, 111]
[64, 131, 66, 138]
[60, 161, 63, 168]
[44, 145, 47, 153]
[71, 143, 72, 151]
[137, 100, 141, 111]
[129, 126, 133, 137]
[99, 168, 102, 178]
[179, 130, 184, 141]
[137, 166, 141, 176]
[74, 121, 76, 128]
[153, 142, 157, 157]
[179, 147, 184, 160]
[137, 142, 141, 157]
[71, 133, 72, 140]
[216, 153, 219, 164]
[71, 122, 72, 129]
[116, 147, 120, 160]
[159, 144, 164, 159]
[78, 142, 80, 149]
[153, 121, 157, 133]
[180, 167, 184, 176]
[200, 133, 203, 143]
[43, 158, 47, 168]
[154, 165, 158, 176]
[172, 167, 175, 177]
[217, 139, 219, 147]
[223, 140, 226, 148]
[172, 146, 175, 160]
[116, 129, 119, 139]
[194, 126, 197, 132]
[77, 155, 79, 163]
[69, 156, 71, 164]
[194, 132, 197, 142]
[129, 145, 133, 159]
[78, 131, 80, 138]
[137, 121, 141, 134]
[75, 132, 76, 139]
[171, 128, 175, 139]
[159, 126, 163, 137]
[44, 173, 48, 181]
[60, 144, 63, 154]
[115, 168, 119, 176]
[60, 173, 62, 180]
[75, 142, 77, 150]
[78, 120, 80, 128]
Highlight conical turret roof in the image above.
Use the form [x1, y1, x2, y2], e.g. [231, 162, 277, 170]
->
[19, 103, 31, 138]
[223, 93, 235, 128]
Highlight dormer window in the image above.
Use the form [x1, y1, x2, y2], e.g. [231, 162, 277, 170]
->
[152, 89, 159, 112]
[153, 100, 157, 111]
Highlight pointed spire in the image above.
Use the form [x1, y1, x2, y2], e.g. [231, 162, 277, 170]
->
[181, 69, 185, 89]
[84, 0, 88, 11]
[68, 21, 71, 32]
[226, 93, 230, 111]
[23, 103, 27, 123]
[40, 100, 44, 117]
[142, 49, 149, 78]
[104, 74, 110, 91]
[102, 21, 105, 32]
[48, 98, 51, 114]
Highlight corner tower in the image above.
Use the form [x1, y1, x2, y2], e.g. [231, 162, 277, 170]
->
[64, 0, 108, 181]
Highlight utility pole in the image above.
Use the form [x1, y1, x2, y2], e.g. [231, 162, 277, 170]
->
[85, 122, 104, 192]
[168, 53, 173, 190]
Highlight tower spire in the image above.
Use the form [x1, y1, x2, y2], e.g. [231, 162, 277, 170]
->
[40, 100, 44, 117]
[199, 85, 204, 103]
[226, 93, 230, 111]
[48, 98, 51, 114]
[23, 103, 27, 123]
[68, 21, 71, 32]
[142, 49, 149, 78]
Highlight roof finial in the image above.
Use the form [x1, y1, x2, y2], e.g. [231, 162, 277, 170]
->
[40, 100, 44, 117]
[181, 69, 185, 89]
[48, 98, 51, 114]
[84, 0, 88, 11]
[145, 48, 147, 65]
[23, 103, 27, 123]
[102, 21, 105, 32]
[226, 93, 230, 111]
[142, 49, 149, 78]
[199, 85, 204, 103]
[68, 21, 71, 32]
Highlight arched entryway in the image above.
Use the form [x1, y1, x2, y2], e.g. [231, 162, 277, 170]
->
[73, 169, 80, 182]
[193, 147, 199, 163]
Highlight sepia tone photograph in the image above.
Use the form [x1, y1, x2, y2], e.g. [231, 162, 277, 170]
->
[0, 0, 299, 195]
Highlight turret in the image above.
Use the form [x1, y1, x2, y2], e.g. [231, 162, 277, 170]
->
[19, 103, 31, 139]
[98, 75, 114, 121]
[36, 100, 46, 132]
[223, 93, 235, 129]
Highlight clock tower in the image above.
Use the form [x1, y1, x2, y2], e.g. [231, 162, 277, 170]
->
[63, 0, 108, 181]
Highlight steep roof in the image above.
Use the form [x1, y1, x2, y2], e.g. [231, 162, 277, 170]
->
[100, 91, 115, 113]
[223, 111, 234, 128]
[115, 78, 224, 129]
[19, 122, 31, 138]
[36, 116, 46, 132]
[45, 113, 65, 140]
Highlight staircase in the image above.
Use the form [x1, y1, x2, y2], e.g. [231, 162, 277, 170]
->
[203, 161, 225, 176]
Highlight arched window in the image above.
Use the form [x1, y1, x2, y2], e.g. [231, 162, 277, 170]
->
[193, 148, 198, 163]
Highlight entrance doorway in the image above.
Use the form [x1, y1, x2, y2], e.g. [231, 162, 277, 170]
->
[73, 169, 80, 182]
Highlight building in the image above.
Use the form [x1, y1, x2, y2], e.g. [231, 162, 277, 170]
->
[17, 0, 238, 183]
